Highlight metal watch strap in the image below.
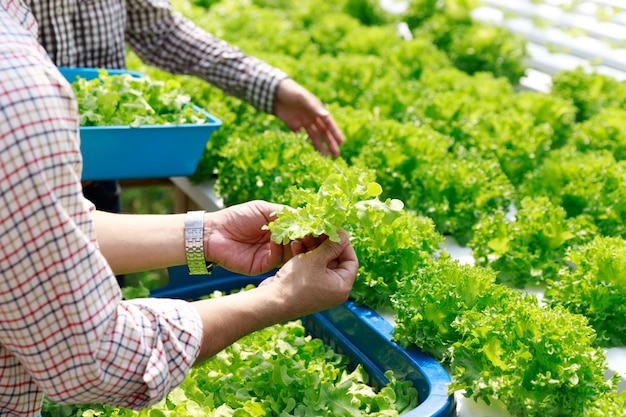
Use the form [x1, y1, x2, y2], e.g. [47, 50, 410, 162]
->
[184, 210, 213, 275]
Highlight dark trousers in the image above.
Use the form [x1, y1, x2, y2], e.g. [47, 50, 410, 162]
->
[82, 180, 121, 214]
[83, 180, 125, 287]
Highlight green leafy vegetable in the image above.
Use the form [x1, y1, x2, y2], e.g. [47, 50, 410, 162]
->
[349, 206, 443, 309]
[347, 116, 453, 202]
[519, 146, 626, 238]
[263, 170, 385, 244]
[263, 164, 444, 308]
[550, 67, 626, 122]
[407, 152, 515, 246]
[545, 235, 626, 347]
[470, 196, 597, 288]
[570, 107, 626, 161]
[71, 69, 208, 127]
[392, 255, 512, 360]
[511, 91, 577, 149]
[214, 131, 334, 207]
[449, 298, 615, 417]
[392, 256, 617, 417]
[415, 14, 528, 84]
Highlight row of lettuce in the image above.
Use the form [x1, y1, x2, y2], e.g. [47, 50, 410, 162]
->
[43, 293, 419, 417]
[77, 0, 625, 415]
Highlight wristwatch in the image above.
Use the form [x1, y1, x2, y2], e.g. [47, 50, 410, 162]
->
[184, 210, 214, 275]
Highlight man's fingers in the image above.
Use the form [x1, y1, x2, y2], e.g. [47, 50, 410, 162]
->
[315, 114, 343, 157]
[291, 234, 324, 255]
[314, 230, 352, 264]
[303, 123, 328, 156]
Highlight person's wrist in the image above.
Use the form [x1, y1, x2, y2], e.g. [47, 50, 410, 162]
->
[184, 210, 214, 275]
[202, 212, 216, 264]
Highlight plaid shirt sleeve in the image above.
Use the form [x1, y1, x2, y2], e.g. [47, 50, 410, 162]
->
[0, 3, 202, 416]
[124, 0, 288, 114]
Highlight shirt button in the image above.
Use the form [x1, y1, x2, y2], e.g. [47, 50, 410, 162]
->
[55, 6, 62, 14]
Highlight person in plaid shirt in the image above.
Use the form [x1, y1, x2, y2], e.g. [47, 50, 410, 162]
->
[0, 1, 359, 415]
[24, 0, 345, 225]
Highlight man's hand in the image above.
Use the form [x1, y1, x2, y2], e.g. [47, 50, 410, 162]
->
[260, 230, 358, 316]
[204, 200, 293, 276]
[274, 78, 344, 157]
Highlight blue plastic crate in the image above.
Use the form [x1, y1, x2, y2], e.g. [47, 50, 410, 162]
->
[152, 265, 457, 417]
[59, 67, 222, 181]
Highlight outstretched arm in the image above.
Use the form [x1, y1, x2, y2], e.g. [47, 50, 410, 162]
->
[125, 0, 344, 156]
[92, 200, 291, 276]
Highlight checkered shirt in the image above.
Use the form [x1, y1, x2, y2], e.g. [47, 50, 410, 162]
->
[0, 2, 202, 416]
[24, 0, 288, 114]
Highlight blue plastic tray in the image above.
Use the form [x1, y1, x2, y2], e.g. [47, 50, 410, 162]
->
[59, 67, 222, 181]
[152, 266, 457, 417]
